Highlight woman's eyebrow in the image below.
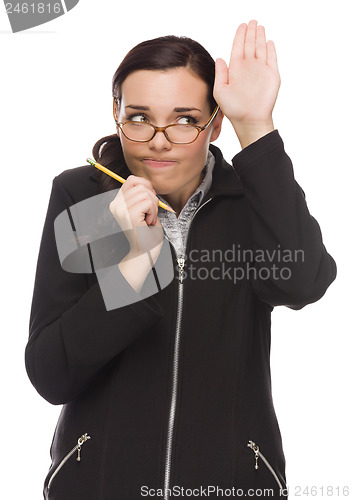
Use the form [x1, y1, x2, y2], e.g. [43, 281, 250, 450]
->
[174, 107, 201, 112]
[125, 105, 149, 111]
[125, 105, 201, 112]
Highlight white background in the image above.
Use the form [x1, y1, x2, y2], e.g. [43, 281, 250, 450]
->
[1, 0, 349, 498]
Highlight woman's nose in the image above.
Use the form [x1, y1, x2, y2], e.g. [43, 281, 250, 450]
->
[148, 130, 172, 150]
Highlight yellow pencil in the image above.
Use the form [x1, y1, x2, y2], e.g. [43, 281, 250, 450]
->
[86, 157, 176, 214]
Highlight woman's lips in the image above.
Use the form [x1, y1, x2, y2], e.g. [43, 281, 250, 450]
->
[142, 159, 177, 168]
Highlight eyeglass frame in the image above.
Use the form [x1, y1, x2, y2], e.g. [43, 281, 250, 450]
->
[113, 98, 220, 145]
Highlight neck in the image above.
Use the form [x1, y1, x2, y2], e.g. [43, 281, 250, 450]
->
[161, 171, 205, 217]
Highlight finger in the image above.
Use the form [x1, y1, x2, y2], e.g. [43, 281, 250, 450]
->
[244, 19, 257, 59]
[229, 23, 247, 62]
[123, 185, 158, 211]
[256, 25, 267, 62]
[127, 194, 154, 222]
[123, 174, 155, 193]
[153, 195, 160, 222]
[132, 188, 159, 215]
[139, 197, 158, 226]
[266, 40, 278, 69]
[214, 58, 228, 89]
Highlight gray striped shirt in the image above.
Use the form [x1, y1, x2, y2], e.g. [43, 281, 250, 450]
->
[157, 150, 215, 258]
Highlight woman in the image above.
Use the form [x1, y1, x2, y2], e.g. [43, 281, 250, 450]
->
[26, 21, 337, 499]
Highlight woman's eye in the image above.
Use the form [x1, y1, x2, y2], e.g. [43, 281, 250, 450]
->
[129, 114, 148, 123]
[177, 115, 198, 125]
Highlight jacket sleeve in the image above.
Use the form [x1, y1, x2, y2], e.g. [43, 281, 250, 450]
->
[25, 176, 164, 405]
[231, 129, 337, 309]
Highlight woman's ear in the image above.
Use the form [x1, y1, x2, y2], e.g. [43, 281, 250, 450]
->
[209, 109, 224, 142]
[113, 98, 120, 137]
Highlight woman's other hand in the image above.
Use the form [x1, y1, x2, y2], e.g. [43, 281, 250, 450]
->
[109, 175, 164, 292]
[214, 20, 281, 148]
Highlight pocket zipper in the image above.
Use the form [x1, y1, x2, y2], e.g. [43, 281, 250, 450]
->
[247, 440, 284, 491]
[47, 433, 91, 490]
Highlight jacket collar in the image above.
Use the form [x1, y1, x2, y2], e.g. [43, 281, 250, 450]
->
[207, 143, 244, 198]
[88, 143, 244, 199]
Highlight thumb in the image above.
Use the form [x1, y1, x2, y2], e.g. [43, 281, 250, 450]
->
[214, 58, 228, 88]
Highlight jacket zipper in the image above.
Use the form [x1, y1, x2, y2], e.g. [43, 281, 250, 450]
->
[163, 197, 213, 500]
[47, 433, 91, 490]
[247, 440, 285, 491]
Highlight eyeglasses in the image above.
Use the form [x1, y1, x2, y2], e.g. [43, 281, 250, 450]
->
[114, 103, 220, 145]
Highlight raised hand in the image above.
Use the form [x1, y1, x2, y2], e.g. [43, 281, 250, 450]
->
[214, 20, 281, 148]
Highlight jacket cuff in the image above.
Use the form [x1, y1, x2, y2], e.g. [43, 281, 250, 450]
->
[75, 277, 165, 319]
[231, 129, 284, 171]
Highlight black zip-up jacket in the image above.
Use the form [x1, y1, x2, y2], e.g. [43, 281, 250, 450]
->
[26, 130, 337, 499]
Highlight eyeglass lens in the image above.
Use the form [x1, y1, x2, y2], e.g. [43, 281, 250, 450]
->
[122, 122, 199, 144]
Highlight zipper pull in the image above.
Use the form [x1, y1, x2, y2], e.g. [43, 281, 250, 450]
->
[76, 433, 91, 462]
[177, 257, 185, 283]
[247, 440, 260, 469]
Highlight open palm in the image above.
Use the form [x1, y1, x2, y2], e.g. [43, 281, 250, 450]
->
[214, 20, 281, 125]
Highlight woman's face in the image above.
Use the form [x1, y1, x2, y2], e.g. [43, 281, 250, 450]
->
[113, 67, 223, 205]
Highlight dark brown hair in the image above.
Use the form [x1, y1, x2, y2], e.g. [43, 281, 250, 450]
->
[92, 35, 217, 194]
